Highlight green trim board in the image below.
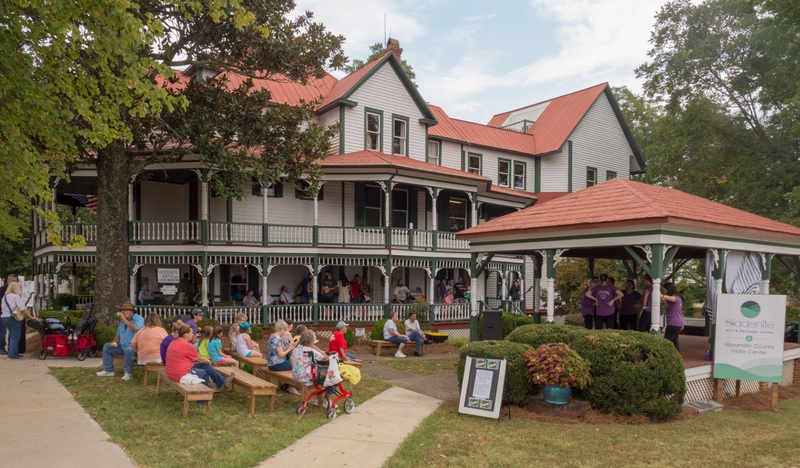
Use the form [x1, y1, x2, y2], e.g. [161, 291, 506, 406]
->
[534, 158, 541, 192]
[567, 140, 573, 192]
[391, 114, 410, 156]
[339, 105, 345, 154]
[364, 107, 384, 152]
[316, 53, 438, 124]
[497, 158, 511, 187]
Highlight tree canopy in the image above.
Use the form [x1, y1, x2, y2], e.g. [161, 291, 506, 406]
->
[343, 41, 416, 83]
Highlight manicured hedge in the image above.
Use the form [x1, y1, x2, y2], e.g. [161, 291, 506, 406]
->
[344, 327, 356, 347]
[478, 312, 534, 340]
[249, 325, 265, 341]
[370, 318, 405, 340]
[506, 323, 589, 349]
[94, 323, 117, 347]
[39, 310, 85, 321]
[570, 331, 686, 419]
[457, 340, 534, 406]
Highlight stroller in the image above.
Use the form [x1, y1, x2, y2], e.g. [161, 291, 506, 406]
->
[295, 354, 358, 419]
[30, 306, 98, 361]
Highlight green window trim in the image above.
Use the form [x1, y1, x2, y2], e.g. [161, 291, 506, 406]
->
[497, 158, 511, 187]
[534, 158, 541, 192]
[513, 160, 527, 191]
[467, 152, 483, 175]
[426, 138, 442, 165]
[586, 167, 598, 188]
[606, 170, 617, 181]
[364, 107, 383, 152]
[567, 140, 573, 192]
[339, 105, 345, 154]
[391, 114, 410, 156]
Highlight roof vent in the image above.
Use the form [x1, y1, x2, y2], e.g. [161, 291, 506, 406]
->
[385, 38, 402, 59]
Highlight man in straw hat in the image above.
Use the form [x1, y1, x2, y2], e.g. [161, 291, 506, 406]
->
[97, 301, 144, 381]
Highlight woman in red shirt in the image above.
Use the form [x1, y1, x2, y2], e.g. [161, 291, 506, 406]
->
[328, 321, 356, 361]
[165, 325, 229, 390]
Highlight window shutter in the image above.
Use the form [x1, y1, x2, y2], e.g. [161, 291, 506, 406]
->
[273, 181, 283, 198]
[354, 182, 366, 227]
[437, 193, 449, 232]
[220, 265, 231, 301]
[408, 189, 418, 229]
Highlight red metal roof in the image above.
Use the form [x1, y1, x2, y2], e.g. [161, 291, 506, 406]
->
[320, 150, 490, 182]
[531, 192, 571, 204]
[457, 178, 800, 241]
[487, 83, 608, 154]
[488, 185, 538, 199]
[428, 105, 537, 154]
[317, 52, 387, 111]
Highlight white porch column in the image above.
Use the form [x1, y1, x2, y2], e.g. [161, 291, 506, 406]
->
[311, 267, 319, 304]
[428, 187, 439, 232]
[128, 182, 135, 222]
[428, 273, 435, 305]
[470, 271, 482, 317]
[130, 274, 137, 303]
[546, 278, 555, 323]
[262, 274, 268, 304]
[201, 176, 209, 221]
[384, 186, 391, 228]
[201, 271, 209, 307]
[650, 278, 662, 333]
[470, 193, 478, 227]
[760, 280, 770, 295]
[384, 270, 391, 305]
[262, 184, 269, 223]
[313, 194, 319, 226]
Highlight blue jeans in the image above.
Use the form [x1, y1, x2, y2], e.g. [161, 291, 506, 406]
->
[193, 362, 225, 388]
[345, 352, 356, 360]
[407, 330, 425, 354]
[0, 316, 7, 352]
[102, 343, 136, 373]
[268, 360, 292, 372]
[386, 335, 409, 353]
[3, 317, 22, 358]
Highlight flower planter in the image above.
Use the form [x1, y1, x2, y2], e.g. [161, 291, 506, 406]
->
[542, 384, 572, 405]
[425, 332, 449, 344]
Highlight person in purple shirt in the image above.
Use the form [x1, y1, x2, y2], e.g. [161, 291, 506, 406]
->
[662, 282, 684, 350]
[580, 279, 598, 329]
[585, 274, 624, 330]
[160, 320, 184, 365]
[619, 279, 643, 330]
[638, 275, 654, 332]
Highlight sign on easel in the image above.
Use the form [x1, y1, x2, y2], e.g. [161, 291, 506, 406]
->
[714, 294, 786, 383]
[458, 356, 507, 419]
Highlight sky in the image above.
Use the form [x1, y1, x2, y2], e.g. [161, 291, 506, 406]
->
[293, 0, 670, 124]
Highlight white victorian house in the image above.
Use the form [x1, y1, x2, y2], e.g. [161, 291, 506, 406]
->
[33, 40, 645, 332]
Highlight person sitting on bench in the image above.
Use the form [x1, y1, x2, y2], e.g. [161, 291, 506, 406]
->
[292, 330, 328, 386]
[166, 324, 230, 391]
[130, 313, 168, 367]
[96, 301, 144, 381]
[403, 312, 432, 356]
[383, 311, 409, 358]
[328, 321, 356, 361]
[235, 322, 262, 358]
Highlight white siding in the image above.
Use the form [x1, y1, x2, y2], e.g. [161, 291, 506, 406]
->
[318, 181, 343, 226]
[140, 181, 189, 221]
[343, 62, 427, 160]
[315, 108, 340, 154]
[343, 182, 355, 226]
[209, 194, 227, 222]
[539, 143, 569, 192]
[568, 93, 633, 190]
[440, 141, 462, 171]
[504, 101, 550, 127]
[228, 181, 346, 226]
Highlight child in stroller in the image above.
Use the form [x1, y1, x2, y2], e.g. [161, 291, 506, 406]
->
[292, 330, 358, 419]
[30, 306, 98, 361]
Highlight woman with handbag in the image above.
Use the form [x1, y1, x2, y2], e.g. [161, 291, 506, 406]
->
[1, 282, 39, 359]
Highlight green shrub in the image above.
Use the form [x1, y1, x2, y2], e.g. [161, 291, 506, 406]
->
[563, 313, 585, 327]
[570, 330, 686, 419]
[446, 338, 470, 348]
[787, 306, 800, 322]
[478, 313, 535, 340]
[94, 323, 117, 347]
[370, 319, 404, 340]
[457, 340, 534, 406]
[39, 309, 84, 322]
[506, 324, 589, 349]
[344, 327, 356, 347]
[196, 318, 221, 330]
[249, 325, 264, 341]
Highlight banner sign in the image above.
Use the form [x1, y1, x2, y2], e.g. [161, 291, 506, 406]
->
[458, 356, 507, 419]
[157, 268, 181, 284]
[713, 294, 786, 383]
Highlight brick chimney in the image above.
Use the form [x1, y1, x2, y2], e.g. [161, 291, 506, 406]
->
[385, 38, 402, 59]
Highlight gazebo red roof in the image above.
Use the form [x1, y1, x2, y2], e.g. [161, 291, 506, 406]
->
[457, 178, 800, 241]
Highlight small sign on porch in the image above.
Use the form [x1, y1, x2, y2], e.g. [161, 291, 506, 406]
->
[160, 285, 178, 295]
[157, 268, 181, 284]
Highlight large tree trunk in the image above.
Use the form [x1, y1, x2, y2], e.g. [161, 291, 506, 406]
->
[95, 142, 132, 324]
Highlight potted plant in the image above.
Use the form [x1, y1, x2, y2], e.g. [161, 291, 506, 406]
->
[524, 342, 591, 405]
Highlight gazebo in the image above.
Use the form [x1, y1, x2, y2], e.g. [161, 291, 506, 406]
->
[459, 178, 800, 327]
[456, 178, 800, 400]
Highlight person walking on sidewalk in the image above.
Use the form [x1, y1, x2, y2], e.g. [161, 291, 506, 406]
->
[1, 282, 39, 359]
[383, 311, 409, 358]
[96, 302, 144, 381]
[0, 273, 19, 355]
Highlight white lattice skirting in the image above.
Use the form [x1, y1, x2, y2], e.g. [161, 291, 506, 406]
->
[685, 359, 796, 403]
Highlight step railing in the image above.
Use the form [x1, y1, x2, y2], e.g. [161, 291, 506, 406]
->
[130, 221, 201, 242]
[209, 222, 262, 244]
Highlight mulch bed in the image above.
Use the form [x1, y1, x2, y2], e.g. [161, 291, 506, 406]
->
[720, 383, 800, 411]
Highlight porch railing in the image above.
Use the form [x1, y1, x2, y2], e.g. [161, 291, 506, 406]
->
[209, 222, 262, 244]
[267, 224, 313, 244]
[316, 303, 386, 323]
[268, 304, 314, 323]
[436, 231, 470, 250]
[130, 221, 200, 242]
[211, 305, 264, 325]
[432, 302, 471, 321]
[135, 305, 197, 319]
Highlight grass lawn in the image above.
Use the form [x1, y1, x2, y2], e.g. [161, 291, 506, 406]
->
[385, 396, 800, 468]
[51, 367, 390, 468]
[381, 357, 458, 376]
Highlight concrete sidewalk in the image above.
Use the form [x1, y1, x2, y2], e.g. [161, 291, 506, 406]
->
[0, 357, 135, 468]
[260, 386, 441, 467]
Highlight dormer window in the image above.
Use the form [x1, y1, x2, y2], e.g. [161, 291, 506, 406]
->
[392, 116, 408, 156]
[366, 110, 381, 150]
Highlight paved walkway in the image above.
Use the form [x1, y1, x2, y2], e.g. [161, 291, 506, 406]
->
[260, 386, 441, 467]
[0, 357, 135, 468]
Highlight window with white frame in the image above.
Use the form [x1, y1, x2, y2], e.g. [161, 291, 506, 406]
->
[513, 162, 526, 189]
[393, 118, 407, 155]
[498, 160, 510, 187]
[366, 111, 380, 150]
[428, 140, 440, 165]
[468, 154, 481, 175]
[586, 168, 598, 187]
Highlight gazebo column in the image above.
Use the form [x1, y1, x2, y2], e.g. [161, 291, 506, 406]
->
[625, 244, 679, 335]
[531, 255, 542, 323]
[538, 249, 565, 323]
[427, 187, 439, 250]
[761, 253, 772, 295]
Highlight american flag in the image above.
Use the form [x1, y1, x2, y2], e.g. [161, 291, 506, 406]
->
[67, 193, 98, 212]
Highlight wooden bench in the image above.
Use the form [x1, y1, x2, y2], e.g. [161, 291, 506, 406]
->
[227, 350, 268, 375]
[259, 368, 323, 406]
[155, 369, 214, 418]
[143, 362, 164, 386]
[215, 367, 277, 414]
[367, 340, 424, 357]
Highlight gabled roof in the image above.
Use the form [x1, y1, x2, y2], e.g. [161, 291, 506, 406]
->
[457, 178, 800, 240]
[320, 150, 489, 182]
[428, 105, 538, 155]
[315, 52, 437, 124]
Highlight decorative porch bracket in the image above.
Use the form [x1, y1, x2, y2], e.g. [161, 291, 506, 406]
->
[470, 252, 495, 278]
